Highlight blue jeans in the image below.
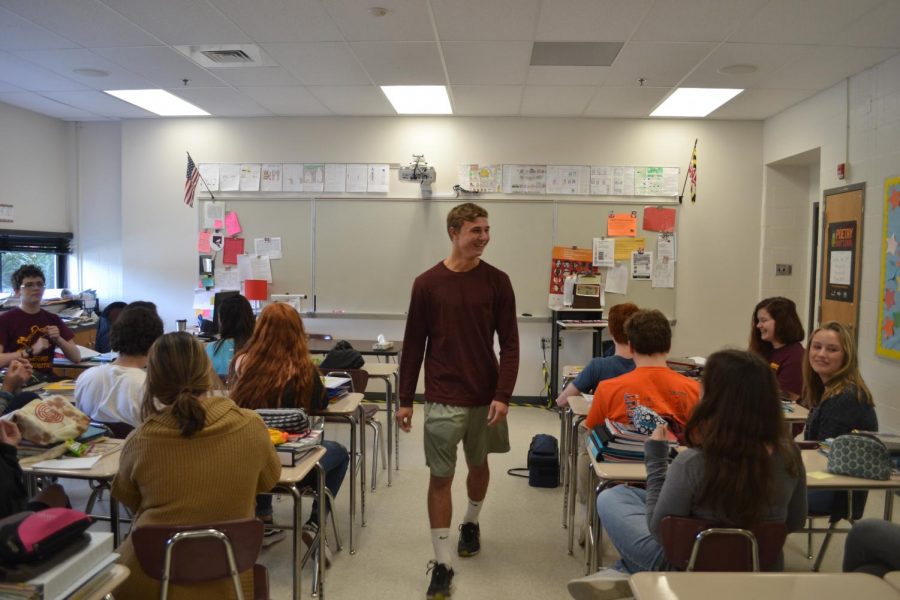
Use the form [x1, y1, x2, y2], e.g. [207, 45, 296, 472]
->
[596, 485, 665, 574]
[256, 439, 350, 525]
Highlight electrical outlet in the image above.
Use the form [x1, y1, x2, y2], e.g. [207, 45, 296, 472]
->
[541, 337, 550, 350]
[775, 264, 792, 276]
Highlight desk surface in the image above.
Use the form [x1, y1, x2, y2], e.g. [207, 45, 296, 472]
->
[884, 572, 900, 592]
[21, 439, 123, 479]
[307, 338, 402, 356]
[70, 564, 130, 600]
[278, 445, 326, 484]
[317, 392, 363, 415]
[629, 572, 900, 600]
[363, 362, 399, 377]
[570, 393, 592, 417]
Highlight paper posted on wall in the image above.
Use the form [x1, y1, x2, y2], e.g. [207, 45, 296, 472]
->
[592, 238, 615, 267]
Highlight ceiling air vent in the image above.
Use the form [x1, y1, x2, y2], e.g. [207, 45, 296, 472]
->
[200, 49, 254, 64]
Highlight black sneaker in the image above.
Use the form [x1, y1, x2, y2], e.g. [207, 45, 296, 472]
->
[426, 561, 453, 600]
[457, 522, 480, 557]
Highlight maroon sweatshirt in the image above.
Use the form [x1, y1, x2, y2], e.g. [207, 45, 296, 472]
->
[399, 260, 519, 407]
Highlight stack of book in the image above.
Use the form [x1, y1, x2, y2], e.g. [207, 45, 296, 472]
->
[587, 419, 677, 463]
[323, 376, 351, 400]
[277, 429, 323, 466]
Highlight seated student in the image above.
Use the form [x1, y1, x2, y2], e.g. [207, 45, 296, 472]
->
[230, 303, 349, 559]
[585, 309, 700, 431]
[75, 306, 163, 429]
[843, 520, 900, 576]
[111, 332, 280, 600]
[749, 297, 805, 402]
[0, 419, 69, 518]
[0, 358, 40, 415]
[555, 302, 640, 408]
[94, 301, 127, 354]
[802, 321, 877, 515]
[0, 265, 81, 374]
[205, 294, 254, 380]
[579, 350, 807, 596]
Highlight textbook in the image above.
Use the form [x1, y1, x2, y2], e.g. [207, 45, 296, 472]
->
[588, 422, 677, 463]
[277, 440, 320, 466]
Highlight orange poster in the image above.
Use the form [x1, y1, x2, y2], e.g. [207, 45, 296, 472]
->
[608, 211, 638, 237]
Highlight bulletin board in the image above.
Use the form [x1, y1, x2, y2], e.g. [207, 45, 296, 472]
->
[198, 197, 678, 319]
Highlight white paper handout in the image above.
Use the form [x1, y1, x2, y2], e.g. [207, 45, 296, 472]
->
[605, 264, 629, 294]
[592, 238, 615, 268]
[32, 456, 101, 470]
[631, 251, 652, 280]
[237, 254, 273, 283]
[217, 268, 241, 290]
[367, 164, 390, 193]
[324, 164, 347, 192]
[254, 237, 282, 259]
[304, 164, 325, 192]
[193, 289, 215, 310]
[829, 251, 852, 285]
[652, 256, 675, 288]
[261, 164, 282, 192]
[239, 164, 261, 191]
[283, 164, 303, 192]
[346, 164, 367, 193]
[198, 164, 219, 192]
[219, 164, 240, 191]
[657, 234, 676, 261]
[204, 203, 225, 229]
[547, 165, 590, 195]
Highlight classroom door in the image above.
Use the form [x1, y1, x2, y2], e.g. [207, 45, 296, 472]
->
[819, 184, 864, 337]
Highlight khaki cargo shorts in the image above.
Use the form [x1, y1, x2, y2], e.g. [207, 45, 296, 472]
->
[423, 402, 510, 478]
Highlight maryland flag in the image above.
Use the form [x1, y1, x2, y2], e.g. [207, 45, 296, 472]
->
[687, 139, 697, 203]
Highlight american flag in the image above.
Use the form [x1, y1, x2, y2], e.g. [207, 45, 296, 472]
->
[184, 154, 200, 207]
[687, 140, 697, 203]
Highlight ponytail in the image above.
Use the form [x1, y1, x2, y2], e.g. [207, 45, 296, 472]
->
[170, 389, 207, 438]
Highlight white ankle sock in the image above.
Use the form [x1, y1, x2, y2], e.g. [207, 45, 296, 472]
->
[463, 499, 483, 524]
[431, 528, 453, 567]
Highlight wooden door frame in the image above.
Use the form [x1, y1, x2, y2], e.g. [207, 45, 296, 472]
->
[819, 182, 865, 338]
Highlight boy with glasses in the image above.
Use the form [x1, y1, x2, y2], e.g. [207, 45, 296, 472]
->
[0, 265, 80, 374]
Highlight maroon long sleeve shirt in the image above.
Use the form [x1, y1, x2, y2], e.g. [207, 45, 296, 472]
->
[399, 260, 519, 408]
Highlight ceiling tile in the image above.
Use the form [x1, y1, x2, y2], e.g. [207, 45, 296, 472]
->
[322, 0, 434, 42]
[98, 0, 250, 46]
[0, 0, 161, 47]
[0, 7, 77, 51]
[431, 0, 540, 42]
[527, 65, 609, 86]
[92, 46, 227, 88]
[0, 92, 105, 120]
[208, 0, 342, 43]
[0, 51, 88, 91]
[631, 0, 768, 43]
[535, 0, 652, 42]
[682, 43, 810, 89]
[167, 86, 272, 116]
[442, 42, 531, 85]
[0, 80, 23, 92]
[308, 85, 395, 115]
[208, 67, 299, 87]
[731, 0, 883, 45]
[350, 42, 446, 85]
[521, 85, 595, 115]
[239, 85, 330, 115]
[42, 90, 155, 117]
[262, 42, 371, 85]
[835, 1, 900, 48]
[14, 48, 154, 90]
[709, 88, 816, 119]
[583, 85, 669, 117]
[450, 85, 523, 115]
[604, 42, 715, 87]
[762, 46, 898, 90]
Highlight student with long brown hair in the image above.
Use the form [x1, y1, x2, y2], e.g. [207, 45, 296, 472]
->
[584, 350, 806, 591]
[111, 332, 280, 599]
[802, 321, 877, 515]
[749, 297, 805, 401]
[230, 302, 349, 557]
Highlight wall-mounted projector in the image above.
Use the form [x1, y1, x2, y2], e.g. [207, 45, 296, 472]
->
[399, 154, 436, 196]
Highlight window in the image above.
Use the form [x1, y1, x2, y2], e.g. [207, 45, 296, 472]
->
[0, 230, 72, 293]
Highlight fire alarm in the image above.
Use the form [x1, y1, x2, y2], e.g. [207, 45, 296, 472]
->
[837, 163, 846, 180]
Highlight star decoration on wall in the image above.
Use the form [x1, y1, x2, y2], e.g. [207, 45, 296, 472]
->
[885, 316, 896, 339]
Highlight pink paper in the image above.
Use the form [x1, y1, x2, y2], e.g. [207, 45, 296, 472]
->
[214, 219, 223, 229]
[643, 207, 676, 233]
[197, 231, 211, 253]
[225, 211, 242, 236]
[223, 237, 245, 265]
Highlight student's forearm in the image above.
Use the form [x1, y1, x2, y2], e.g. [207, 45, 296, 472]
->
[57, 338, 81, 363]
[0, 350, 26, 369]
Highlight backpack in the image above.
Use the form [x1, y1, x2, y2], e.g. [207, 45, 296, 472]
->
[507, 434, 560, 488]
[319, 340, 364, 370]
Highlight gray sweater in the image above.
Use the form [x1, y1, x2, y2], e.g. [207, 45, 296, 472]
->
[644, 440, 808, 544]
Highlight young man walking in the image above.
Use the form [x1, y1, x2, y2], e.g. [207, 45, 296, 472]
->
[397, 202, 519, 600]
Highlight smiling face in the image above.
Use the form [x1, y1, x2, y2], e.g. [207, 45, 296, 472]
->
[756, 308, 777, 345]
[808, 329, 846, 383]
[450, 217, 490, 262]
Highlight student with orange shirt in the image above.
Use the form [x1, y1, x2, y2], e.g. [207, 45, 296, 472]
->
[585, 309, 699, 432]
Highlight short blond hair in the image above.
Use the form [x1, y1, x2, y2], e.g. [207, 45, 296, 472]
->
[447, 202, 488, 237]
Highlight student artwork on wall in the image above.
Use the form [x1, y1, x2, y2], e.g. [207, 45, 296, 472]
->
[877, 175, 900, 359]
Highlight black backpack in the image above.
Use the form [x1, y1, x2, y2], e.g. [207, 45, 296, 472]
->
[507, 434, 560, 488]
[319, 340, 364, 370]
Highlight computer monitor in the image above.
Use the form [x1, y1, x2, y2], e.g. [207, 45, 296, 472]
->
[209, 290, 240, 334]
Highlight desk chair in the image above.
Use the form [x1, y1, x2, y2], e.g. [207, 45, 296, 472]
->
[660, 516, 787, 572]
[321, 368, 386, 491]
[85, 422, 134, 517]
[806, 490, 867, 571]
[131, 518, 268, 600]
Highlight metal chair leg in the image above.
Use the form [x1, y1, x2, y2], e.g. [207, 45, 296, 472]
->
[812, 522, 838, 572]
[806, 516, 813, 559]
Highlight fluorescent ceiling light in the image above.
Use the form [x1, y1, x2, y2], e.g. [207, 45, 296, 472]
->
[103, 89, 209, 116]
[381, 86, 452, 115]
[650, 88, 743, 118]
